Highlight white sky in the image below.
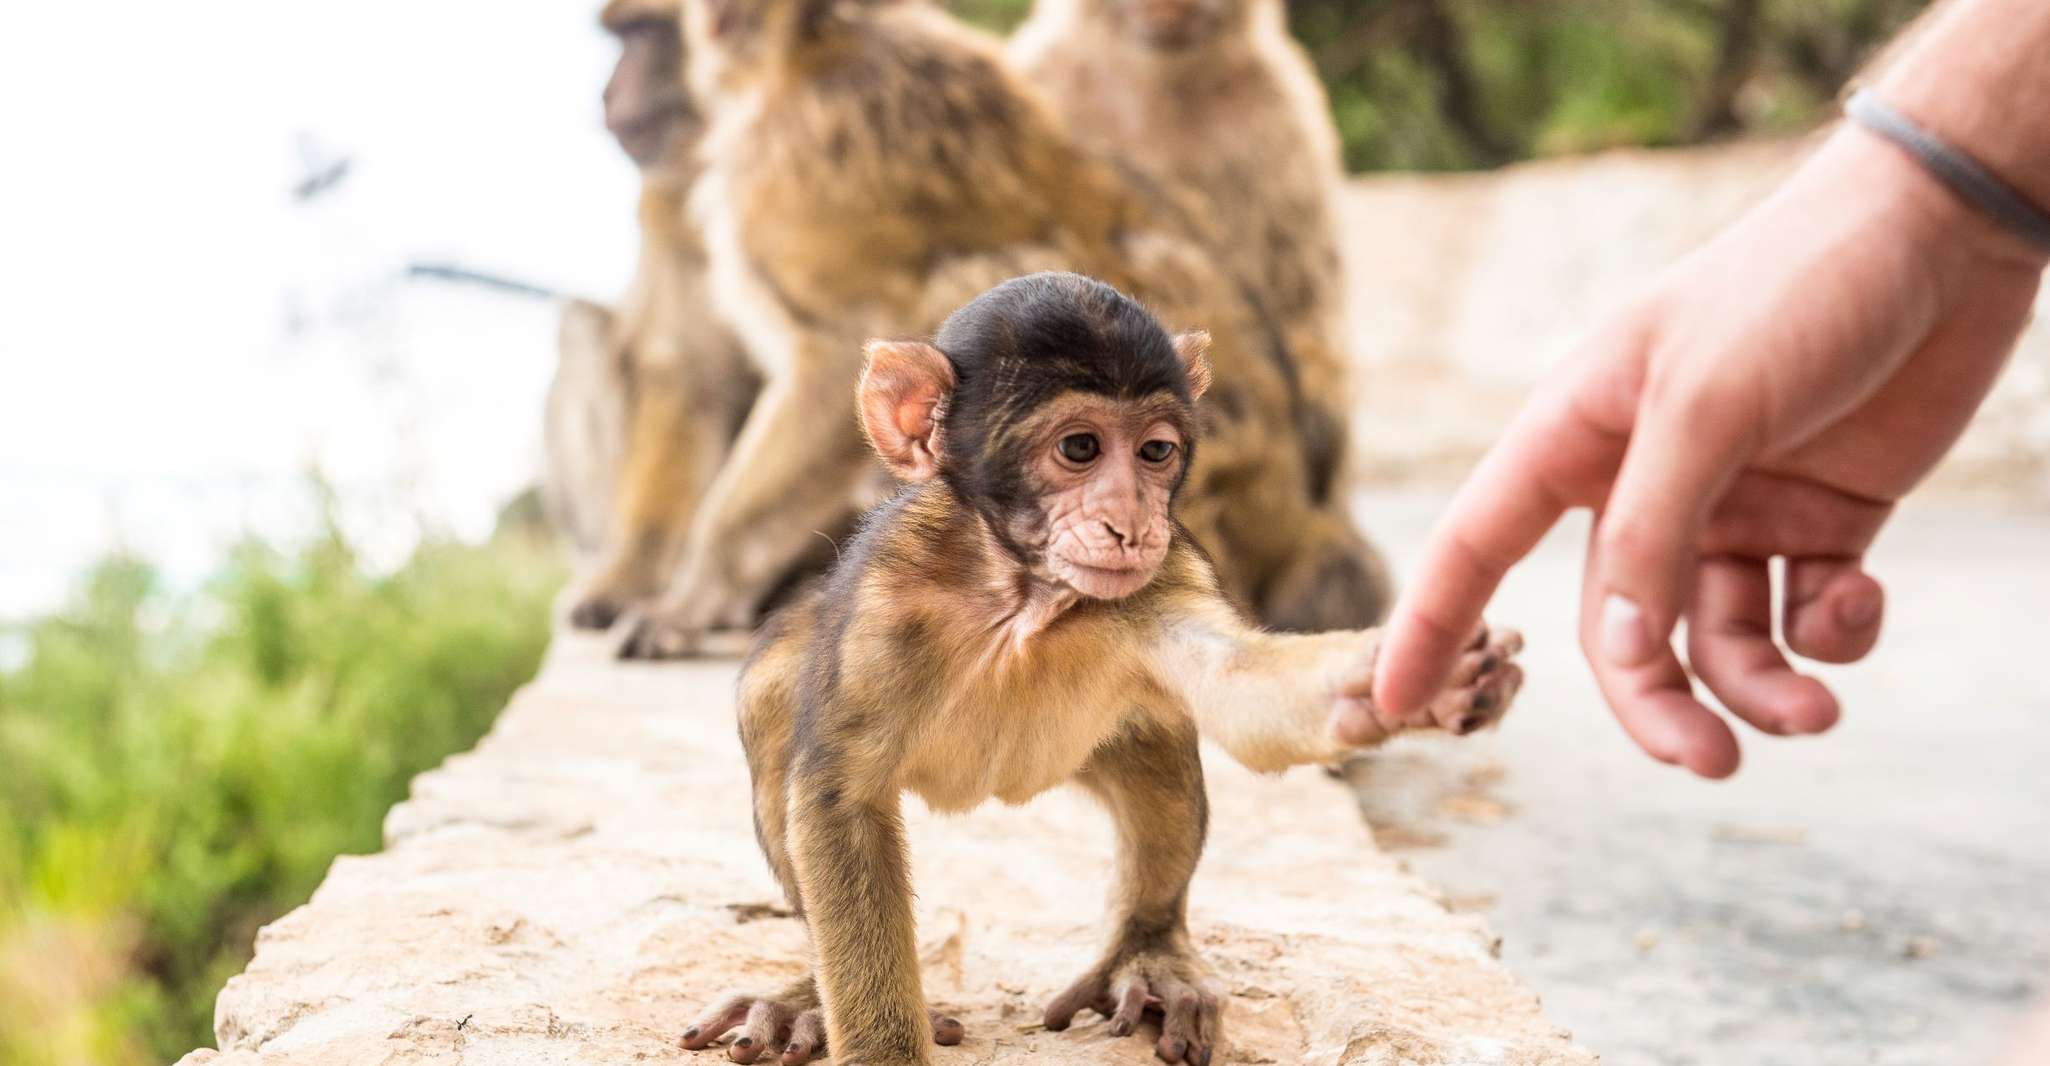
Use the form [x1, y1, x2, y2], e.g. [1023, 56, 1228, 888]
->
[0, 1, 642, 615]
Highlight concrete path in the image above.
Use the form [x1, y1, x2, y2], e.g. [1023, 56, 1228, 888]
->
[1342, 491, 2050, 1066]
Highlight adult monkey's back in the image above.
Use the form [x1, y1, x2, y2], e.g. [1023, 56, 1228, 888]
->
[620, 0, 1384, 657]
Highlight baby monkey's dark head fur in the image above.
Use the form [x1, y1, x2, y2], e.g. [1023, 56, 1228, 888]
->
[859, 272, 1213, 601]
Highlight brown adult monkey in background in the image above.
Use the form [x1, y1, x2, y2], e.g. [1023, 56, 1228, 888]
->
[550, 0, 767, 628]
[620, 0, 1387, 656]
[680, 275, 1526, 1065]
[1011, 0, 1354, 499]
[1009, 0, 1391, 621]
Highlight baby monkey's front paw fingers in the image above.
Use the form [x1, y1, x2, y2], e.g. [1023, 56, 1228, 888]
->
[1045, 954, 1218, 1065]
[680, 992, 814, 1064]
[926, 1009, 965, 1047]
[1144, 977, 1220, 1066]
[774, 1009, 828, 1065]
[1041, 968, 1112, 1033]
[1433, 623, 1526, 735]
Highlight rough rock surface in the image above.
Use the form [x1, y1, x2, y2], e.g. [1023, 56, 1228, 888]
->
[177, 633, 1595, 1066]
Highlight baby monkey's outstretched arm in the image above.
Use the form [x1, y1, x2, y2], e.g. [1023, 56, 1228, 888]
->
[1143, 584, 1525, 774]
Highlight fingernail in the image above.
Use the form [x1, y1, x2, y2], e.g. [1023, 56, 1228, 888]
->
[1110, 1020, 1131, 1037]
[736, 1037, 753, 1048]
[784, 1044, 797, 1055]
[943, 1017, 959, 1028]
[1600, 595, 1659, 666]
[684, 1028, 700, 1041]
[1836, 588, 1880, 629]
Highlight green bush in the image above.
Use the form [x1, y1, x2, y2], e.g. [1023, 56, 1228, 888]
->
[0, 524, 562, 1065]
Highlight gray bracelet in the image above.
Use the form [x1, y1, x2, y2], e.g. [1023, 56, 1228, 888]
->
[1845, 88, 2050, 254]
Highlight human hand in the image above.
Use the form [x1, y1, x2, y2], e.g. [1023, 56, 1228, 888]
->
[1346, 125, 2047, 777]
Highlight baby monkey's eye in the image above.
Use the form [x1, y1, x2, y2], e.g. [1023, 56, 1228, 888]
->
[1058, 433, 1101, 464]
[1138, 440, 1177, 463]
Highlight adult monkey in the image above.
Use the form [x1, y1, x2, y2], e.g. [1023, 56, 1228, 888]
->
[620, 0, 1385, 657]
[679, 274, 1526, 1065]
[1010, 0, 1389, 618]
[550, 0, 769, 628]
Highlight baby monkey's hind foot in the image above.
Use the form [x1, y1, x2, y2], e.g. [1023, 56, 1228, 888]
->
[680, 981, 962, 1065]
[1044, 946, 1222, 1065]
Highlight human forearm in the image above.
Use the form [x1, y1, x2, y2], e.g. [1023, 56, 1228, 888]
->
[1866, 0, 2050, 258]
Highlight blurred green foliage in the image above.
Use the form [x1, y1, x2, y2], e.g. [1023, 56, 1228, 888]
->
[957, 0, 1928, 172]
[0, 521, 562, 1065]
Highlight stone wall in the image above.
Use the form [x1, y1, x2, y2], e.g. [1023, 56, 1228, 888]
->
[1338, 136, 2050, 500]
[176, 635, 1597, 1065]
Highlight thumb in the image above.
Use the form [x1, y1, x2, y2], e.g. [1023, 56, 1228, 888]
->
[1590, 390, 1752, 665]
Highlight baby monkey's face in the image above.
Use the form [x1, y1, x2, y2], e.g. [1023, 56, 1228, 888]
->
[1018, 390, 1190, 600]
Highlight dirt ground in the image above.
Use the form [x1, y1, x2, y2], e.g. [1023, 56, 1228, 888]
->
[1340, 490, 2050, 1066]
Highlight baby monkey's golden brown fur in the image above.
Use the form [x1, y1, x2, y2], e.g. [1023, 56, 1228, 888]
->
[682, 275, 1525, 1066]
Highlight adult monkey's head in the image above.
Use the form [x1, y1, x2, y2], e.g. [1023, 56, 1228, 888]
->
[600, 0, 701, 176]
[859, 273, 1213, 601]
[1068, 0, 1258, 51]
[679, 0, 935, 98]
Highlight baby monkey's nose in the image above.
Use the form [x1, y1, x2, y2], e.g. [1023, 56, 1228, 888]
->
[1100, 519, 1134, 547]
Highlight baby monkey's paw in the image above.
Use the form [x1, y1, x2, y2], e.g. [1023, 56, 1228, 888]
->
[679, 987, 962, 1065]
[679, 988, 812, 1064]
[1044, 948, 1221, 1065]
[1332, 621, 1525, 745]
[1425, 623, 1525, 735]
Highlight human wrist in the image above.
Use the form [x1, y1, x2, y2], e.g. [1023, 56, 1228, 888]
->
[1865, 0, 2050, 266]
[1828, 117, 2050, 275]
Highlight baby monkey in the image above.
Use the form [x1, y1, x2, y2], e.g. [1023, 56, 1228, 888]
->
[686, 273, 1524, 1066]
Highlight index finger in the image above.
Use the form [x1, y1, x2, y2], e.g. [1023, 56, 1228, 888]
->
[1372, 384, 1622, 714]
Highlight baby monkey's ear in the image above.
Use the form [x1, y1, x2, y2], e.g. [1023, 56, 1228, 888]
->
[1172, 330, 1213, 401]
[859, 339, 955, 482]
